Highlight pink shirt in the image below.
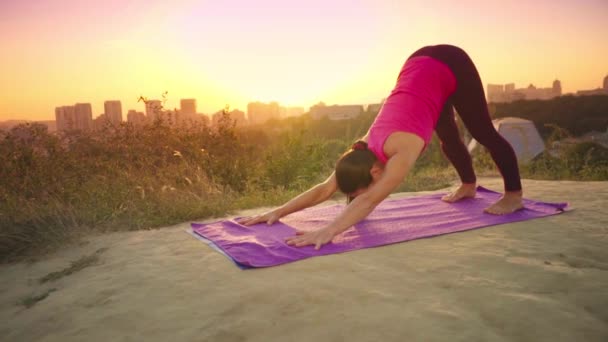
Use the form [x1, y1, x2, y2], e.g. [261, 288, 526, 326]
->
[367, 56, 457, 164]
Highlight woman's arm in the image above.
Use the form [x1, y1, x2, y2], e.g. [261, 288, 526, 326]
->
[285, 132, 424, 249]
[240, 133, 370, 226]
[276, 172, 338, 217]
[239, 172, 338, 226]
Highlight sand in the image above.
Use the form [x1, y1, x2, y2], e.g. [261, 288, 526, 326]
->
[1, 178, 607, 342]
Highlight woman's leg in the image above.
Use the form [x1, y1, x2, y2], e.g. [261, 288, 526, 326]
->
[435, 101, 478, 202]
[444, 47, 523, 213]
[447, 52, 521, 190]
[410, 45, 523, 213]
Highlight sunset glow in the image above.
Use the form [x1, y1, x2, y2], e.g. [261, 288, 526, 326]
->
[1, 0, 607, 120]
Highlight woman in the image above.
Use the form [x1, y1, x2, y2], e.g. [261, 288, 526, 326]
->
[239, 44, 524, 250]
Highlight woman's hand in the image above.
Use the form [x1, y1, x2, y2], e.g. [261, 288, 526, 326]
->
[285, 227, 336, 250]
[237, 209, 283, 226]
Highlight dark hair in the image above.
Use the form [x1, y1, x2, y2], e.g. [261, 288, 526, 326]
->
[335, 141, 377, 195]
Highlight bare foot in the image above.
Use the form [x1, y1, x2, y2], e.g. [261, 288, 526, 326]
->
[441, 183, 477, 203]
[485, 191, 524, 215]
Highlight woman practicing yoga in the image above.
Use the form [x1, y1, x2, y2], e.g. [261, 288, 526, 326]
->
[239, 44, 524, 250]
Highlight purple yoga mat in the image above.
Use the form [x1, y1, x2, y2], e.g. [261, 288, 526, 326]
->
[191, 186, 568, 268]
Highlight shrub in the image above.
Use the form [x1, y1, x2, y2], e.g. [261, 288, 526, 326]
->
[1, 115, 605, 260]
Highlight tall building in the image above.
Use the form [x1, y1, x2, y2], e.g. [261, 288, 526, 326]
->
[180, 99, 196, 115]
[247, 101, 281, 124]
[552, 80, 562, 95]
[145, 100, 162, 120]
[55, 106, 69, 131]
[74, 103, 93, 130]
[487, 84, 505, 103]
[161, 110, 179, 125]
[604, 75, 608, 90]
[55, 104, 84, 131]
[127, 110, 147, 126]
[63, 106, 76, 130]
[104, 100, 123, 124]
[93, 113, 110, 130]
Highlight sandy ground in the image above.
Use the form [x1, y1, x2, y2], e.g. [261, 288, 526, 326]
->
[1, 177, 607, 342]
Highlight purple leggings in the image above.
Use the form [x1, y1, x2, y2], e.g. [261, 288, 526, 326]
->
[409, 45, 522, 192]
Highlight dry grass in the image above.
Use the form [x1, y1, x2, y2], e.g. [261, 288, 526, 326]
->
[1, 115, 605, 261]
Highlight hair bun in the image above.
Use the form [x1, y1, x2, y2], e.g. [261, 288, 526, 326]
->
[351, 140, 368, 151]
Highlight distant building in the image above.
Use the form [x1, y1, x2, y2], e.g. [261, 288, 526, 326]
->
[54, 103, 92, 131]
[55, 105, 77, 131]
[282, 106, 305, 117]
[229, 109, 246, 126]
[310, 102, 364, 120]
[367, 104, 382, 113]
[247, 101, 282, 124]
[8, 122, 49, 143]
[487, 80, 562, 103]
[180, 99, 197, 115]
[54, 107, 63, 130]
[367, 101, 385, 114]
[93, 113, 110, 130]
[487, 84, 505, 103]
[64, 106, 77, 130]
[577, 88, 608, 96]
[145, 100, 163, 121]
[156, 109, 179, 125]
[552, 80, 562, 95]
[576, 75, 608, 96]
[127, 110, 146, 126]
[55, 106, 67, 131]
[366, 98, 387, 114]
[212, 109, 247, 127]
[178, 98, 200, 125]
[104, 100, 122, 124]
[74, 103, 93, 130]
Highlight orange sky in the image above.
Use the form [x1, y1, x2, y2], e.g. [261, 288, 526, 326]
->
[1, 0, 607, 121]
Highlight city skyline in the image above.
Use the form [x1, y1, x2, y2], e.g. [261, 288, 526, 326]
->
[49, 97, 310, 131]
[48, 74, 608, 121]
[1, 0, 608, 121]
[5, 72, 608, 123]
[4, 72, 607, 127]
[0, 75, 608, 129]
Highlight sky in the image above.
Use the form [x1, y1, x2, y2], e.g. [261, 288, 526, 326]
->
[1, 0, 607, 121]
